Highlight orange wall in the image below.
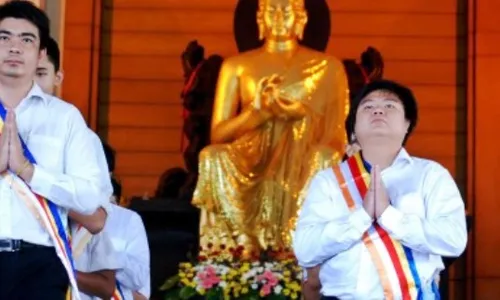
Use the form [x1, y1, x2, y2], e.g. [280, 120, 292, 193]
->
[469, 0, 500, 297]
[98, 0, 466, 199]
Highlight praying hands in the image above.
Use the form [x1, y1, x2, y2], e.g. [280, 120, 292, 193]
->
[0, 109, 34, 181]
[363, 164, 390, 221]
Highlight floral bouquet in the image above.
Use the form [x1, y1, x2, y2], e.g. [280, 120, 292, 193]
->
[161, 244, 303, 299]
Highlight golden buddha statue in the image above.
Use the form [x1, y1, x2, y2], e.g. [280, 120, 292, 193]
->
[192, 0, 349, 256]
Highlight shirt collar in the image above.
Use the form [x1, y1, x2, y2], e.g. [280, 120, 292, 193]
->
[361, 147, 413, 172]
[26, 82, 50, 105]
[394, 147, 413, 166]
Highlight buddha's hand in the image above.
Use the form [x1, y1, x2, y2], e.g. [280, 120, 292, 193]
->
[255, 74, 283, 110]
[271, 96, 306, 120]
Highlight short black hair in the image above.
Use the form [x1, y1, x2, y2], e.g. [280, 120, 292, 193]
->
[45, 36, 60, 71]
[345, 79, 418, 146]
[111, 177, 122, 201]
[0, 0, 50, 50]
[101, 141, 115, 173]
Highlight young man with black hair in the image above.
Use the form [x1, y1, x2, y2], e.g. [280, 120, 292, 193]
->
[0, 1, 111, 299]
[293, 80, 467, 299]
[35, 34, 62, 95]
[101, 141, 150, 300]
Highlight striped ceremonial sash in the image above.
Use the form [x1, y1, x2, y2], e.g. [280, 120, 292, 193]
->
[0, 103, 80, 300]
[112, 281, 125, 300]
[332, 152, 422, 300]
[71, 224, 93, 260]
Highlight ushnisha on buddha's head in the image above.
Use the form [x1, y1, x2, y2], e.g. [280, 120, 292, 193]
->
[257, 0, 307, 41]
[346, 80, 418, 149]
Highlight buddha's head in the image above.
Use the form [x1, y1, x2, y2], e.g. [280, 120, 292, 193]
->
[257, 0, 307, 41]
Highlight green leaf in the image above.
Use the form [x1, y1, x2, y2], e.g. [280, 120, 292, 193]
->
[268, 294, 287, 300]
[206, 287, 223, 300]
[160, 275, 180, 291]
[164, 288, 181, 300]
[179, 286, 197, 299]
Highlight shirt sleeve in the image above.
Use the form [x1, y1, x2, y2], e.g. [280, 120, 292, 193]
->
[116, 211, 150, 296]
[28, 108, 111, 215]
[377, 163, 467, 257]
[293, 170, 373, 268]
[89, 230, 122, 272]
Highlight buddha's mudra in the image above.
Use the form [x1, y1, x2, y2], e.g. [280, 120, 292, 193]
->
[192, 0, 349, 257]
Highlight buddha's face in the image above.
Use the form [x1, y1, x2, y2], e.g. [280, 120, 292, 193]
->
[257, 0, 307, 40]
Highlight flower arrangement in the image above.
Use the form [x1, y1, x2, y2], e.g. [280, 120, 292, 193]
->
[161, 244, 303, 299]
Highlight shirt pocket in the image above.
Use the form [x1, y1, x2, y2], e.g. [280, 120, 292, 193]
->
[27, 135, 64, 171]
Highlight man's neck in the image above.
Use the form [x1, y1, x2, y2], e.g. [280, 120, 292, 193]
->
[361, 141, 401, 170]
[0, 76, 33, 108]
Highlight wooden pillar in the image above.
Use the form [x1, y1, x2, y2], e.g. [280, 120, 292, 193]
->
[467, 0, 500, 297]
[61, 0, 102, 129]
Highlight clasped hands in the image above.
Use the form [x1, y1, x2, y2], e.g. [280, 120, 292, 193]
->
[0, 109, 33, 180]
[363, 164, 390, 221]
[254, 74, 304, 120]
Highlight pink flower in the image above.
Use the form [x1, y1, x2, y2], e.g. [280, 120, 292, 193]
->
[257, 270, 279, 287]
[197, 266, 221, 289]
[260, 284, 272, 296]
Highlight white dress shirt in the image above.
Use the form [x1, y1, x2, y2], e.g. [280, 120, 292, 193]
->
[293, 148, 467, 299]
[105, 204, 150, 300]
[88, 129, 113, 214]
[0, 83, 111, 246]
[72, 224, 122, 300]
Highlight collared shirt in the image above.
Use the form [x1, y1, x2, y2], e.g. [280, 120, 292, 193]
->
[293, 148, 467, 299]
[105, 204, 150, 300]
[72, 224, 122, 300]
[0, 82, 111, 246]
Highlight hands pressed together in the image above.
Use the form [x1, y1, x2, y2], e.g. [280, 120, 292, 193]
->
[362, 164, 390, 221]
[0, 109, 33, 181]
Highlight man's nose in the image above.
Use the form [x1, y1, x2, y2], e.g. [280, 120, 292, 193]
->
[9, 46, 21, 54]
[372, 107, 384, 115]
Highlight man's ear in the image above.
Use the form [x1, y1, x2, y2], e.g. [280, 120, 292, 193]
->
[54, 70, 64, 86]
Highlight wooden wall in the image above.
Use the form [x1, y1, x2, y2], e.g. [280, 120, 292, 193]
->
[99, 0, 465, 200]
[61, 0, 102, 128]
[468, 0, 500, 297]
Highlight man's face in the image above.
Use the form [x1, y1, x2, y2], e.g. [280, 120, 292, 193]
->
[354, 90, 410, 143]
[36, 55, 62, 95]
[0, 17, 41, 79]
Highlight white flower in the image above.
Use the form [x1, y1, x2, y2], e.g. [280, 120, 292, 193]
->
[196, 285, 205, 293]
[219, 281, 227, 288]
[251, 283, 258, 290]
[274, 285, 283, 294]
[252, 262, 260, 267]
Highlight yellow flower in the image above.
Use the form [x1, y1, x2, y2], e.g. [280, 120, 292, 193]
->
[291, 292, 298, 299]
[241, 287, 249, 294]
[179, 272, 186, 278]
[283, 288, 291, 296]
[283, 270, 291, 277]
[198, 288, 206, 295]
[180, 278, 191, 286]
[240, 263, 250, 272]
